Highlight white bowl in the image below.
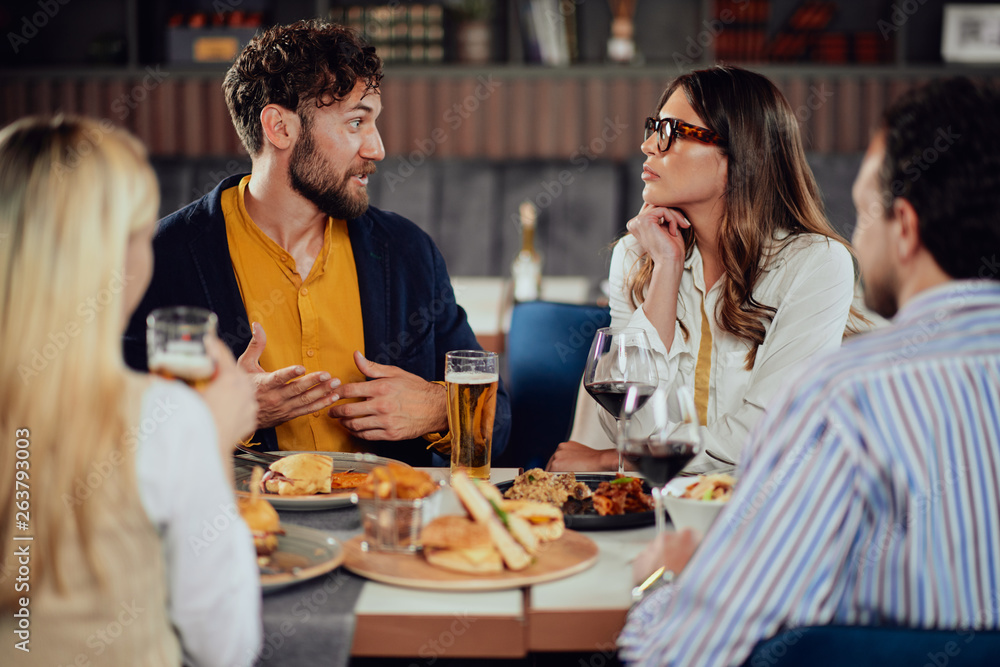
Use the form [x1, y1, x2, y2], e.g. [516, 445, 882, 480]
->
[662, 494, 726, 535]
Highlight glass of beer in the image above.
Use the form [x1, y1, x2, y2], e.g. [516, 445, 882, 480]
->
[446, 350, 499, 480]
[146, 306, 218, 391]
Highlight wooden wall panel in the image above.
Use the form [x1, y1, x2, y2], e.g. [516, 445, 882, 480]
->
[2, 71, 997, 158]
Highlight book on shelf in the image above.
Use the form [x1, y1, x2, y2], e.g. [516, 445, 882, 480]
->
[331, 3, 445, 64]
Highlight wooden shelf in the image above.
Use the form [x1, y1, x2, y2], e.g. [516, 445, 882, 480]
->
[3, 65, 999, 159]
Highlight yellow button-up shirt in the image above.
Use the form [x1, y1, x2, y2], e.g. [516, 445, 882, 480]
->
[222, 175, 366, 452]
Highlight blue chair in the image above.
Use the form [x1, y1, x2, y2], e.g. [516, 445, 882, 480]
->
[742, 625, 1000, 666]
[498, 301, 611, 471]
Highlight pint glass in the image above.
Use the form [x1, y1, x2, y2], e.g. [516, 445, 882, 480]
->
[146, 306, 218, 391]
[446, 350, 499, 480]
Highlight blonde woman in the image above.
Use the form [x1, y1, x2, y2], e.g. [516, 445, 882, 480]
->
[550, 67, 868, 473]
[0, 117, 261, 666]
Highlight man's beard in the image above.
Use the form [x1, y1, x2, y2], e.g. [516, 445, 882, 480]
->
[862, 269, 899, 319]
[289, 123, 376, 221]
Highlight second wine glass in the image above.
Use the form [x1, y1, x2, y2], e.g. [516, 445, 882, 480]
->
[618, 384, 701, 537]
[582, 327, 658, 475]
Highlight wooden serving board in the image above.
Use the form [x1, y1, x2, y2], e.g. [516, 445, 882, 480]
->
[343, 530, 599, 591]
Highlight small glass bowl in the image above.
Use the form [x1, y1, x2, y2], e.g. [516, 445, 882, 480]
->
[352, 487, 443, 553]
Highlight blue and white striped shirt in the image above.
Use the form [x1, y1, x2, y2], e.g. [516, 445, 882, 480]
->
[619, 280, 1000, 667]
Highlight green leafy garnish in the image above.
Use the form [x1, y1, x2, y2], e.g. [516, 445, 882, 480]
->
[488, 498, 510, 527]
[527, 474, 536, 483]
[611, 477, 635, 485]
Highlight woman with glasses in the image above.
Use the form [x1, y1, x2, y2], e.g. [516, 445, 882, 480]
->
[0, 117, 261, 666]
[549, 66, 866, 473]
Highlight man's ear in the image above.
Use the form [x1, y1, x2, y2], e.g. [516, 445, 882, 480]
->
[891, 197, 922, 263]
[259, 104, 298, 151]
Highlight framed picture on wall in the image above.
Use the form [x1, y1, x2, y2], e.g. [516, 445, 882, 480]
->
[942, 4, 1000, 63]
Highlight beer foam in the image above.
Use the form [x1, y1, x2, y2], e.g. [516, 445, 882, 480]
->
[149, 352, 214, 380]
[445, 371, 498, 384]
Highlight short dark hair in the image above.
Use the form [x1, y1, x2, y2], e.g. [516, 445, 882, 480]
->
[880, 78, 1000, 280]
[223, 19, 383, 156]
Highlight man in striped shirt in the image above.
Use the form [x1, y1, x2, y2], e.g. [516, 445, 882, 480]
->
[619, 78, 1000, 666]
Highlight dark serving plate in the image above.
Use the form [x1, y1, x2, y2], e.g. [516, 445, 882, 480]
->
[495, 473, 655, 531]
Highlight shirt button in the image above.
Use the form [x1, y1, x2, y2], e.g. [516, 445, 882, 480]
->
[306, 349, 315, 357]
[300, 287, 309, 296]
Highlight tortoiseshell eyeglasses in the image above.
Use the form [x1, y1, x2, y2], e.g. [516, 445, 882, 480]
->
[643, 117, 726, 153]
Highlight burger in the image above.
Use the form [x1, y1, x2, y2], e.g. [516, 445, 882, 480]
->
[260, 453, 333, 496]
[420, 515, 503, 574]
[237, 494, 283, 557]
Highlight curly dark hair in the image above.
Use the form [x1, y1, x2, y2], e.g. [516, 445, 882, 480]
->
[880, 78, 1000, 280]
[223, 19, 383, 156]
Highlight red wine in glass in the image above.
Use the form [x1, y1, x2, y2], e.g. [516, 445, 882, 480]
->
[622, 440, 697, 488]
[585, 381, 656, 418]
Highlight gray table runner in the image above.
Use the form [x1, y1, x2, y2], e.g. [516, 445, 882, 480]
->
[256, 503, 366, 667]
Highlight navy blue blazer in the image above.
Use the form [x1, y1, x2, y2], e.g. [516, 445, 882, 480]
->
[123, 174, 510, 466]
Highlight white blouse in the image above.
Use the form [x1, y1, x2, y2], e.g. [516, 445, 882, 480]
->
[571, 231, 856, 472]
[135, 380, 262, 667]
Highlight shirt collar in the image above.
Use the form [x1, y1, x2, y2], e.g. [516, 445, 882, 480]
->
[893, 280, 1000, 326]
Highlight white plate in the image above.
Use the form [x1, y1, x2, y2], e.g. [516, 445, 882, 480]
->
[260, 524, 344, 593]
[235, 451, 411, 511]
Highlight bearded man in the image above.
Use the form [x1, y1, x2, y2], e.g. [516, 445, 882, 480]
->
[124, 20, 509, 465]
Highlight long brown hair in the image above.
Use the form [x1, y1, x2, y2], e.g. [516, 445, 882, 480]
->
[629, 66, 862, 369]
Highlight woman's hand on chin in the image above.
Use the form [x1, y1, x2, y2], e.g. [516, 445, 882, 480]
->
[627, 203, 691, 268]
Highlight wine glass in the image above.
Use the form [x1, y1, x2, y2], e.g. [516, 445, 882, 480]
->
[582, 327, 658, 474]
[618, 384, 701, 536]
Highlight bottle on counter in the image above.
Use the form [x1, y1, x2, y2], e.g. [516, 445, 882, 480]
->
[511, 200, 543, 303]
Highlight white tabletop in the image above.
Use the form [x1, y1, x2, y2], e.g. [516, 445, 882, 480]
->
[351, 467, 663, 656]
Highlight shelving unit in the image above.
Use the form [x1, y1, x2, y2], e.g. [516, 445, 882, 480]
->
[2, 0, 1000, 158]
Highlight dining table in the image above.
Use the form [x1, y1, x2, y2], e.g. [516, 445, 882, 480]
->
[247, 464, 660, 666]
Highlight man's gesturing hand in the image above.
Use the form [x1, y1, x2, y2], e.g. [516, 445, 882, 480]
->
[237, 322, 341, 430]
[328, 351, 449, 441]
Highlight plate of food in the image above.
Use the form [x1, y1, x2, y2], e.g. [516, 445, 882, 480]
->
[238, 470, 344, 593]
[343, 472, 598, 591]
[234, 451, 410, 510]
[495, 468, 656, 530]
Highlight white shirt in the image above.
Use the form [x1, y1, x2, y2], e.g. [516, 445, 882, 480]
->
[572, 232, 855, 471]
[135, 380, 262, 667]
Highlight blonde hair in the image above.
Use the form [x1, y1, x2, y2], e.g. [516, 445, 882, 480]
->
[0, 116, 159, 606]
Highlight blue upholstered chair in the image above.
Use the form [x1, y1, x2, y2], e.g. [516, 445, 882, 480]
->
[497, 301, 611, 471]
[742, 625, 1000, 666]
